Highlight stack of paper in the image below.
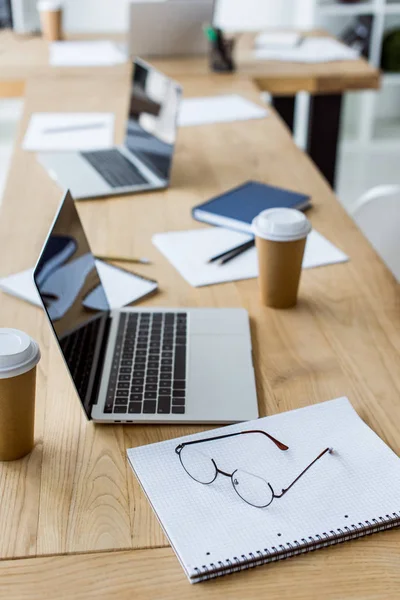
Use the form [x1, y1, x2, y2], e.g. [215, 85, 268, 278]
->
[49, 41, 127, 67]
[22, 113, 114, 151]
[152, 227, 349, 287]
[254, 37, 359, 63]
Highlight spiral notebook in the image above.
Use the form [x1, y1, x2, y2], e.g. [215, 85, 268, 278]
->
[127, 397, 400, 583]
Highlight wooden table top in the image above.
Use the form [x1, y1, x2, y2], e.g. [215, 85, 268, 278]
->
[0, 29, 380, 98]
[0, 67, 398, 597]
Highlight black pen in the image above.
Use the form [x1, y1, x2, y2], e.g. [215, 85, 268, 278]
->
[207, 239, 255, 264]
[219, 239, 255, 265]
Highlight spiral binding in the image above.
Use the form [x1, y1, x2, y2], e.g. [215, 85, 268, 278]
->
[192, 512, 400, 583]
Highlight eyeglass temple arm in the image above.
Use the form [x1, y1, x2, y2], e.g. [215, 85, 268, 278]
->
[273, 447, 333, 499]
[175, 430, 288, 453]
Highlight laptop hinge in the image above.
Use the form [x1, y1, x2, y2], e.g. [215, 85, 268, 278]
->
[89, 315, 112, 413]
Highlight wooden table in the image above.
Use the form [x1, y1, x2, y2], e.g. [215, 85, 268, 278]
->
[0, 65, 399, 598]
[153, 31, 381, 189]
[0, 29, 380, 188]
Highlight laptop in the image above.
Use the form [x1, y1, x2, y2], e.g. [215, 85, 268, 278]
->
[128, 1, 215, 57]
[38, 58, 182, 200]
[33, 191, 259, 424]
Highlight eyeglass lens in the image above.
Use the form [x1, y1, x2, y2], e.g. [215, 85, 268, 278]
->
[179, 446, 217, 484]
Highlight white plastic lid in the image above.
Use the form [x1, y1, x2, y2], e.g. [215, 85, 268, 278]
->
[0, 329, 41, 379]
[252, 208, 312, 242]
[37, 0, 63, 11]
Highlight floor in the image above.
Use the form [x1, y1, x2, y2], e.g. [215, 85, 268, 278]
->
[1, 98, 400, 216]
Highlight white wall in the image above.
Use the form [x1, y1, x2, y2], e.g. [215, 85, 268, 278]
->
[62, 0, 296, 33]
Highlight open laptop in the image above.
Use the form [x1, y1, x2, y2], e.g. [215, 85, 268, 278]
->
[33, 191, 259, 424]
[128, 1, 215, 57]
[37, 59, 182, 200]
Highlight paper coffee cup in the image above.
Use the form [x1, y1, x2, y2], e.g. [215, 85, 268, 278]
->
[252, 208, 312, 309]
[37, 1, 63, 42]
[0, 329, 41, 461]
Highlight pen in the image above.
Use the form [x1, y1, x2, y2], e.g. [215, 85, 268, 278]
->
[219, 239, 255, 265]
[207, 239, 255, 264]
[43, 122, 107, 134]
[95, 254, 152, 265]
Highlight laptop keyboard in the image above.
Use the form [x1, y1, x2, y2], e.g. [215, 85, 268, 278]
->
[60, 318, 101, 401]
[81, 149, 149, 188]
[105, 312, 187, 416]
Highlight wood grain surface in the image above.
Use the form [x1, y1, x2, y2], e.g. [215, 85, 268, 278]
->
[0, 29, 380, 98]
[1, 533, 400, 600]
[0, 65, 398, 597]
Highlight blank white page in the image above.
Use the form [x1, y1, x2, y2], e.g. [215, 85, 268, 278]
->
[49, 41, 126, 67]
[128, 397, 400, 583]
[178, 94, 268, 127]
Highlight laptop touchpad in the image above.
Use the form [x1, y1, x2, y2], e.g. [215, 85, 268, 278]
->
[189, 310, 248, 336]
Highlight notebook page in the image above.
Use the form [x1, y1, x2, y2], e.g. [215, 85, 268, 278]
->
[128, 397, 400, 582]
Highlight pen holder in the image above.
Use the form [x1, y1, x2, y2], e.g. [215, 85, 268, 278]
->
[209, 39, 236, 73]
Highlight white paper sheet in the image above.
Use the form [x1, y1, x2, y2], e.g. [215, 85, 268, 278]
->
[152, 227, 349, 287]
[128, 397, 400, 582]
[178, 94, 268, 127]
[22, 113, 114, 151]
[49, 41, 127, 67]
[254, 31, 302, 49]
[254, 37, 359, 63]
[0, 261, 157, 310]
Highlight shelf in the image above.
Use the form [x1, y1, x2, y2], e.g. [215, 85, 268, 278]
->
[317, 1, 377, 16]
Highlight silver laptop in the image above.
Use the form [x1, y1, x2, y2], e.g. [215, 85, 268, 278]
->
[129, 0, 215, 57]
[37, 59, 182, 200]
[33, 191, 259, 424]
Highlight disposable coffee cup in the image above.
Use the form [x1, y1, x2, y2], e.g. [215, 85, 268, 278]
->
[252, 208, 312, 309]
[37, 0, 63, 42]
[0, 329, 41, 461]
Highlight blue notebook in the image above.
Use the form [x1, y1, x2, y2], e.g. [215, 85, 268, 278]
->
[192, 181, 311, 233]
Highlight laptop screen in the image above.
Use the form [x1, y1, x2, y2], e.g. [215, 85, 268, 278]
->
[124, 59, 182, 181]
[33, 191, 109, 418]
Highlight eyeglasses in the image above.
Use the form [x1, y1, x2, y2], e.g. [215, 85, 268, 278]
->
[175, 430, 332, 508]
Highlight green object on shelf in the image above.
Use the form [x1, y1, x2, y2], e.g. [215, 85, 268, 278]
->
[381, 29, 400, 72]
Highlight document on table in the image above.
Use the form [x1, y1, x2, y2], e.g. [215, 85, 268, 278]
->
[178, 94, 268, 127]
[0, 261, 157, 309]
[22, 113, 115, 151]
[128, 396, 400, 583]
[49, 41, 127, 67]
[152, 227, 349, 287]
[254, 37, 359, 62]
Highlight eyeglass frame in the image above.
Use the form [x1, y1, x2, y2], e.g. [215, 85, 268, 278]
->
[175, 430, 333, 508]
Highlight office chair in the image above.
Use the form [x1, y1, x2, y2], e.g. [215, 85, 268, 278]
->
[352, 184, 400, 282]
